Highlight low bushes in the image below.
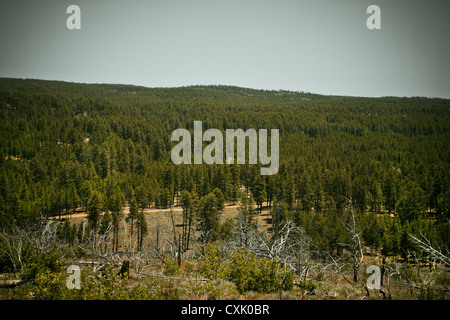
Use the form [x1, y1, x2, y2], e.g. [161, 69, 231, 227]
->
[198, 244, 294, 294]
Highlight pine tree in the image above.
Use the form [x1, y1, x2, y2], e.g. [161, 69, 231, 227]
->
[396, 181, 426, 224]
[128, 195, 139, 249]
[79, 180, 93, 211]
[88, 191, 103, 234]
[197, 192, 222, 243]
[136, 210, 148, 251]
[180, 190, 199, 251]
[251, 174, 266, 213]
[108, 191, 125, 252]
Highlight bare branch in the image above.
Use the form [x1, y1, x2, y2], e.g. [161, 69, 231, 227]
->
[409, 233, 450, 267]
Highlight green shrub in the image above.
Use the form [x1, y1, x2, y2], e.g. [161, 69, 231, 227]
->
[163, 260, 181, 276]
[197, 242, 228, 279]
[198, 244, 294, 294]
[296, 280, 316, 293]
[225, 250, 294, 293]
[20, 246, 62, 283]
[31, 265, 158, 300]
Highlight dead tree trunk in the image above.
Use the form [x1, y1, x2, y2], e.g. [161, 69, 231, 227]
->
[118, 260, 130, 278]
[340, 198, 364, 283]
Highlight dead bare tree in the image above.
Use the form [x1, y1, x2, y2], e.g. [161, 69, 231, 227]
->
[231, 204, 258, 250]
[170, 209, 183, 267]
[338, 199, 364, 283]
[122, 219, 135, 254]
[405, 233, 450, 299]
[0, 229, 24, 276]
[147, 218, 171, 263]
[229, 218, 312, 278]
[0, 220, 69, 277]
[382, 258, 401, 299]
[35, 219, 60, 250]
[409, 233, 450, 268]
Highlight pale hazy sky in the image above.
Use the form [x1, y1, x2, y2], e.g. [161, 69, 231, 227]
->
[0, 0, 449, 98]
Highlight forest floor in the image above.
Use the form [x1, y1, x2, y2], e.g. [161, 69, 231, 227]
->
[65, 203, 271, 243]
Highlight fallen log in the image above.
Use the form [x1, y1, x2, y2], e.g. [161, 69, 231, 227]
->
[0, 279, 22, 288]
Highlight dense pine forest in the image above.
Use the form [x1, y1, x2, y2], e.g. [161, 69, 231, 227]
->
[0, 77, 449, 300]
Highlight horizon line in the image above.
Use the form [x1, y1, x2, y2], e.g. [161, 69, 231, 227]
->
[0, 76, 448, 100]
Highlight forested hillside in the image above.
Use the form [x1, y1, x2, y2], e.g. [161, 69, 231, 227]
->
[0, 78, 448, 300]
